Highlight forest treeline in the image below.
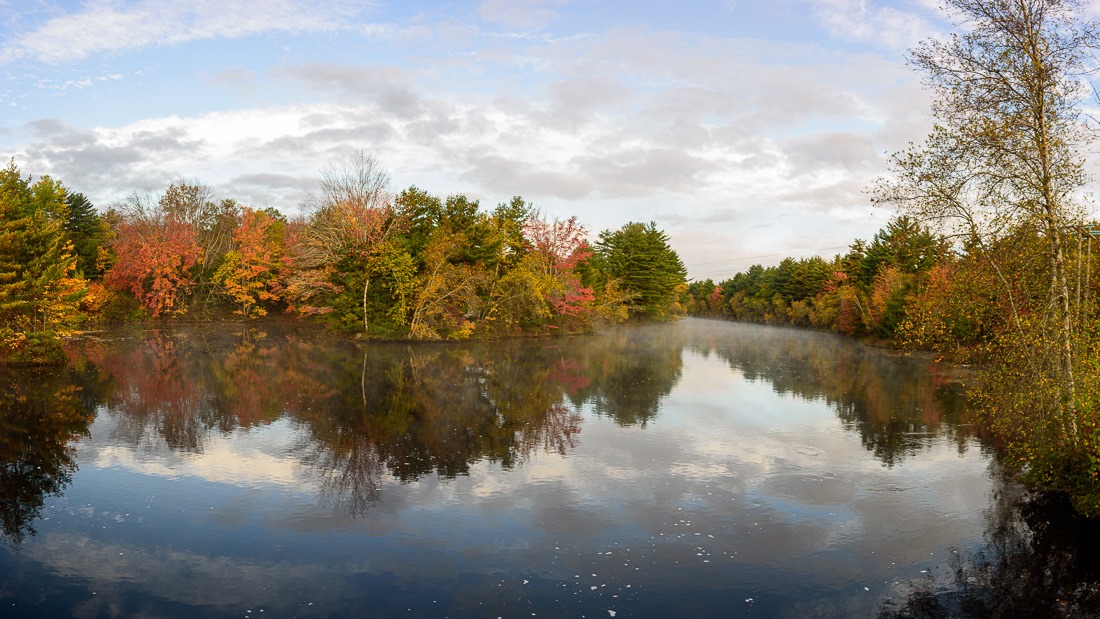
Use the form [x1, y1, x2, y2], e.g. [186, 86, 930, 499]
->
[683, 214, 995, 351]
[0, 153, 687, 364]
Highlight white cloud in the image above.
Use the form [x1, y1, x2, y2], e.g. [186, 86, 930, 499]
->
[478, 0, 569, 30]
[95, 439, 304, 488]
[1, 0, 373, 64]
[203, 65, 258, 96]
[810, 0, 939, 49]
[7, 12, 935, 276]
[33, 70, 126, 92]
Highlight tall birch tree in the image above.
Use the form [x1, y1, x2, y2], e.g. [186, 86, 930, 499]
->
[874, 0, 1097, 449]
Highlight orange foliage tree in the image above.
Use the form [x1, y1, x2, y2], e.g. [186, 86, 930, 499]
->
[104, 195, 203, 318]
[214, 207, 285, 318]
[285, 152, 400, 331]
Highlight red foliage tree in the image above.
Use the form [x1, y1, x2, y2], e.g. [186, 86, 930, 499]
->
[523, 214, 595, 319]
[104, 212, 202, 317]
[706, 285, 724, 314]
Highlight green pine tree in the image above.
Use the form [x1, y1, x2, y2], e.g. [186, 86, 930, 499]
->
[593, 221, 687, 320]
[0, 161, 87, 364]
[64, 191, 110, 279]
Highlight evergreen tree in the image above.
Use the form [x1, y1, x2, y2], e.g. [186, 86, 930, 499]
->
[0, 161, 87, 364]
[593, 222, 686, 320]
[858, 216, 944, 288]
[63, 191, 110, 279]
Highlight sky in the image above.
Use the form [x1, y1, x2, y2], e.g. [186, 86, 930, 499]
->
[0, 0, 1079, 281]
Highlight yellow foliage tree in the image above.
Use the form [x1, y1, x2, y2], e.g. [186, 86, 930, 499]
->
[214, 208, 285, 318]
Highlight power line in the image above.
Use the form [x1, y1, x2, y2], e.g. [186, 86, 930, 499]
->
[685, 246, 849, 267]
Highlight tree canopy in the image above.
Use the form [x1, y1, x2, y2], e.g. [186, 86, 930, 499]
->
[0, 152, 693, 362]
[593, 222, 687, 320]
[0, 161, 86, 364]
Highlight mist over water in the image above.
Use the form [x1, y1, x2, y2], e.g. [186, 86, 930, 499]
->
[1, 318, 1093, 617]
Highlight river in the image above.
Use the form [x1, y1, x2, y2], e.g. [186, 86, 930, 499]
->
[1, 317, 1097, 617]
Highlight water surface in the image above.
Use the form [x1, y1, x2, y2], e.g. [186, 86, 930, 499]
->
[0, 318, 1072, 617]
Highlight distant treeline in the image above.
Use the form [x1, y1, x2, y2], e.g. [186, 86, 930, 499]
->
[683, 215, 1096, 354]
[0, 154, 687, 364]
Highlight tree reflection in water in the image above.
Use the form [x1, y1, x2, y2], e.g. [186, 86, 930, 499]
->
[682, 319, 977, 466]
[65, 320, 975, 516]
[568, 325, 685, 427]
[45, 319, 1100, 614]
[293, 341, 590, 515]
[0, 368, 92, 544]
[70, 326, 596, 516]
[880, 465, 1100, 617]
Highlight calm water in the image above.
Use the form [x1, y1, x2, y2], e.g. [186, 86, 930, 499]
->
[1, 318, 1098, 618]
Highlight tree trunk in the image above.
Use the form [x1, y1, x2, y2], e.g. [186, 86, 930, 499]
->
[1050, 228, 1079, 444]
[363, 276, 370, 335]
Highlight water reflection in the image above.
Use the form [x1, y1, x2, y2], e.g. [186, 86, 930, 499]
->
[880, 466, 1100, 617]
[61, 321, 978, 513]
[682, 319, 975, 466]
[0, 368, 92, 544]
[568, 326, 684, 427]
[0, 319, 1033, 617]
[293, 343, 586, 515]
[66, 327, 593, 515]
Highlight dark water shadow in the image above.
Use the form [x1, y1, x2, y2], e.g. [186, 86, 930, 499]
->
[0, 367, 93, 545]
[880, 466, 1100, 618]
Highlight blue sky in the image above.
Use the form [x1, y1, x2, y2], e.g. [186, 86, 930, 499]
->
[0, 0, 1010, 279]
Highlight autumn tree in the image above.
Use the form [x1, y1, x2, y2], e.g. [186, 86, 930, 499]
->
[488, 196, 532, 274]
[873, 0, 1100, 512]
[214, 207, 286, 318]
[404, 195, 492, 339]
[896, 254, 995, 351]
[285, 151, 402, 333]
[158, 181, 239, 307]
[487, 213, 595, 333]
[857, 217, 948, 336]
[0, 161, 88, 364]
[392, 191, 534, 339]
[523, 214, 595, 321]
[103, 191, 203, 318]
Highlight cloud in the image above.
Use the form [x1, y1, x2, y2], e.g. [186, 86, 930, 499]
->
[273, 63, 424, 118]
[460, 154, 594, 200]
[204, 66, 258, 96]
[231, 172, 316, 190]
[8, 19, 933, 275]
[24, 118, 68, 136]
[30, 70, 127, 93]
[224, 172, 318, 208]
[572, 148, 718, 197]
[1, 0, 373, 64]
[781, 131, 877, 178]
[16, 118, 213, 199]
[809, 0, 939, 49]
[478, 0, 569, 30]
[95, 430, 304, 488]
